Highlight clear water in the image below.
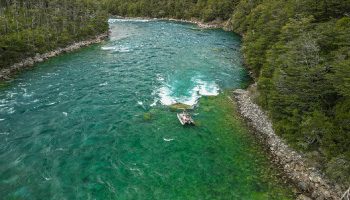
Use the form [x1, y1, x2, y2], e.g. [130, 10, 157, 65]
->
[0, 20, 295, 199]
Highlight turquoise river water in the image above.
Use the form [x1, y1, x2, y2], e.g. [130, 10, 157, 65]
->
[0, 19, 295, 199]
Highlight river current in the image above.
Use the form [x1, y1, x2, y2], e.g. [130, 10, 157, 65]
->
[0, 19, 295, 199]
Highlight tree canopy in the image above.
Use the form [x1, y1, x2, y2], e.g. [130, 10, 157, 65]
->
[0, 0, 108, 68]
[232, 0, 350, 185]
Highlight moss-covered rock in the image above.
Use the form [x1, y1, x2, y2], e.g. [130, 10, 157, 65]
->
[169, 103, 192, 111]
[143, 112, 152, 121]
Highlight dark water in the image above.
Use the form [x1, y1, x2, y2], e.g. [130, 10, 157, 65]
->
[0, 19, 295, 199]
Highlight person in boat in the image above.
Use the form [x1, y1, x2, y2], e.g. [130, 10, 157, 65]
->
[181, 111, 191, 123]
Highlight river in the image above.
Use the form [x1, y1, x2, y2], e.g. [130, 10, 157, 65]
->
[0, 19, 295, 199]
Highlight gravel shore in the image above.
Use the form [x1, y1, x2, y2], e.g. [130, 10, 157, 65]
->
[0, 33, 108, 80]
[233, 88, 343, 200]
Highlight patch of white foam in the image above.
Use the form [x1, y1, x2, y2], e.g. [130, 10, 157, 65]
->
[99, 82, 108, 86]
[150, 99, 158, 107]
[43, 176, 52, 181]
[101, 46, 116, 51]
[101, 45, 131, 53]
[108, 18, 153, 23]
[137, 101, 143, 106]
[22, 88, 33, 98]
[46, 102, 56, 106]
[158, 86, 176, 105]
[193, 79, 219, 96]
[118, 47, 131, 53]
[179, 92, 200, 106]
[157, 85, 198, 106]
[0, 132, 10, 135]
[163, 138, 174, 142]
[0, 119, 5, 121]
[62, 112, 68, 117]
[23, 92, 33, 98]
[156, 74, 164, 81]
[156, 79, 219, 106]
[6, 107, 15, 114]
[6, 92, 17, 98]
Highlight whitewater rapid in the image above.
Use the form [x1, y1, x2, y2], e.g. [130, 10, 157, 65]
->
[154, 76, 220, 107]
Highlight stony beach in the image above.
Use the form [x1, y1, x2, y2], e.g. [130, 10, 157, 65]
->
[233, 87, 343, 200]
[0, 33, 108, 80]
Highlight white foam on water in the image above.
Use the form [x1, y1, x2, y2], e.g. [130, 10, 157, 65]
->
[108, 18, 153, 23]
[46, 102, 56, 106]
[150, 99, 158, 107]
[179, 91, 200, 106]
[163, 138, 174, 142]
[62, 112, 68, 117]
[118, 47, 131, 53]
[137, 101, 143, 106]
[43, 176, 52, 181]
[22, 88, 34, 98]
[193, 79, 219, 96]
[23, 92, 33, 98]
[101, 46, 116, 51]
[158, 86, 176, 105]
[0, 132, 9, 135]
[156, 79, 220, 106]
[6, 92, 17, 98]
[0, 119, 5, 121]
[156, 74, 164, 81]
[0, 101, 5, 105]
[99, 82, 108, 86]
[101, 45, 131, 53]
[7, 107, 15, 114]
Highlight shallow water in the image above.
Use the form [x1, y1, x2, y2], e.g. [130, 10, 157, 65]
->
[0, 19, 295, 199]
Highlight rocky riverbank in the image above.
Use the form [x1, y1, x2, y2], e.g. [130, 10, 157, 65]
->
[0, 33, 108, 80]
[166, 18, 231, 30]
[233, 87, 343, 200]
[110, 16, 231, 30]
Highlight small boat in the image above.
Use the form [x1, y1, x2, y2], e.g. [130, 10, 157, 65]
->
[177, 111, 195, 125]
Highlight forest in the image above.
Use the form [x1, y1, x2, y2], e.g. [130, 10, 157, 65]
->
[231, 0, 350, 186]
[1, 0, 349, 186]
[0, 0, 108, 68]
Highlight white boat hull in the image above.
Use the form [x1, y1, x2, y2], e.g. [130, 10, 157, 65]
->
[177, 113, 194, 126]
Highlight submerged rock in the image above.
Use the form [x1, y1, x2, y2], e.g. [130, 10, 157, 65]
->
[143, 112, 152, 121]
[169, 103, 192, 111]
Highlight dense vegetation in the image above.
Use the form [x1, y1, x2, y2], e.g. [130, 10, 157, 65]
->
[0, 0, 108, 68]
[103, 0, 237, 22]
[0, 0, 349, 186]
[231, 0, 350, 186]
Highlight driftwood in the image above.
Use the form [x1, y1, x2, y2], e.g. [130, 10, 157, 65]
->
[341, 187, 350, 200]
